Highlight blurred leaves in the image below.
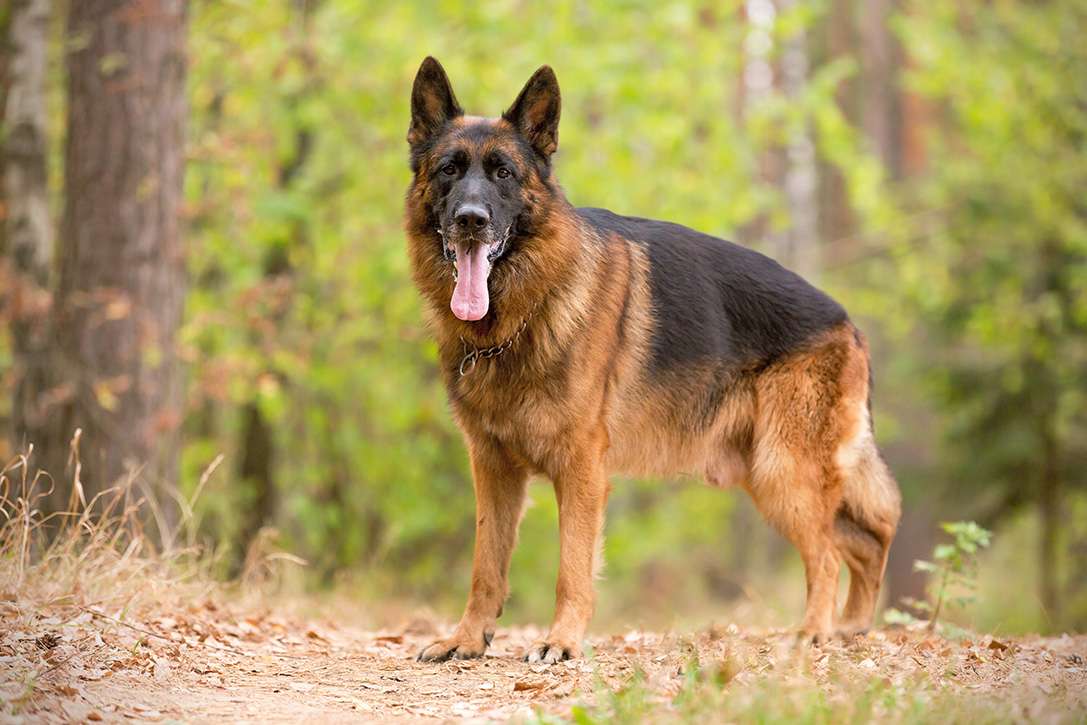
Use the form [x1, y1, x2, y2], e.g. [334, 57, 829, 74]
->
[180, 0, 884, 612]
[893, 0, 1087, 510]
[6, 0, 1084, 628]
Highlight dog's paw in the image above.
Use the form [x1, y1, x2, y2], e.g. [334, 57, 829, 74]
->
[834, 621, 870, 641]
[523, 638, 582, 664]
[796, 627, 834, 646]
[416, 635, 489, 662]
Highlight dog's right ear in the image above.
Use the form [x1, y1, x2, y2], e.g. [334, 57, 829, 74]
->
[408, 57, 463, 147]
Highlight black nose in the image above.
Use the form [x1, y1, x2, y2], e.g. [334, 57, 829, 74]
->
[455, 204, 489, 230]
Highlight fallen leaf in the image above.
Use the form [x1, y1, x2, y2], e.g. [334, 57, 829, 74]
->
[56, 683, 82, 697]
[35, 633, 62, 650]
[359, 683, 396, 693]
[374, 635, 403, 644]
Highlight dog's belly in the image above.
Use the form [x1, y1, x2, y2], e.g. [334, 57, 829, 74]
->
[603, 377, 754, 488]
[604, 418, 748, 489]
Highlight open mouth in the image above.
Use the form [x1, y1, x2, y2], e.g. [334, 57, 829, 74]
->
[444, 227, 510, 322]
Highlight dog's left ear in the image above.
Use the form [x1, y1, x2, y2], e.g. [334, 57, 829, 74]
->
[504, 65, 561, 159]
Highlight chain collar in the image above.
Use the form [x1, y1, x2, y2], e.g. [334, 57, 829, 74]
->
[458, 302, 539, 376]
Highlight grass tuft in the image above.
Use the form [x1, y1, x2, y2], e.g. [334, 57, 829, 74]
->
[0, 438, 227, 716]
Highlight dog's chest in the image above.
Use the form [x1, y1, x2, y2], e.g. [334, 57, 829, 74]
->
[449, 362, 575, 456]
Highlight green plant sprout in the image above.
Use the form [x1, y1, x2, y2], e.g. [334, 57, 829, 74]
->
[885, 521, 993, 633]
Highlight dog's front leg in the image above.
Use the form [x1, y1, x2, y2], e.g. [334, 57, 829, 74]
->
[524, 441, 610, 664]
[418, 436, 528, 662]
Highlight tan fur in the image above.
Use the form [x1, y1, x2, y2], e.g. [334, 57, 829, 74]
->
[408, 115, 900, 662]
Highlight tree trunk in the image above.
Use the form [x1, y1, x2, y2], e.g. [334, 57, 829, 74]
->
[1037, 239, 1066, 628]
[860, 0, 902, 178]
[883, 504, 934, 616]
[816, 0, 856, 263]
[1040, 423, 1061, 629]
[778, 0, 818, 282]
[46, 0, 188, 539]
[237, 401, 276, 573]
[2, 0, 55, 467]
[234, 0, 320, 564]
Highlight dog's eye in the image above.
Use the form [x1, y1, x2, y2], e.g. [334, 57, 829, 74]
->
[441, 163, 457, 176]
[496, 167, 511, 179]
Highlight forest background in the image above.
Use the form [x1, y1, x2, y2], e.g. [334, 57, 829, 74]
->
[2, 0, 1085, 639]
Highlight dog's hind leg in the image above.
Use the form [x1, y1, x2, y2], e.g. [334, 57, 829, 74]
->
[834, 436, 900, 636]
[745, 324, 887, 643]
[745, 455, 843, 643]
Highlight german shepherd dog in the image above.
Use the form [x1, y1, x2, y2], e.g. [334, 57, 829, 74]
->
[405, 57, 901, 664]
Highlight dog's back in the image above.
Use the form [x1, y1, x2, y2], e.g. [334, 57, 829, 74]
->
[581, 206, 848, 371]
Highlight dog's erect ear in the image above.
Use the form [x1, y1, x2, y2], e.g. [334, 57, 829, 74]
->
[503, 65, 561, 159]
[408, 57, 463, 147]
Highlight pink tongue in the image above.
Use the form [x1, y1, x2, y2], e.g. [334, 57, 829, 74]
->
[450, 243, 491, 321]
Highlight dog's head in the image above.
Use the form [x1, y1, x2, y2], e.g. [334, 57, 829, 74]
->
[406, 57, 562, 322]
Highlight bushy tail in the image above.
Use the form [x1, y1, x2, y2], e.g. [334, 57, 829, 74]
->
[840, 435, 901, 548]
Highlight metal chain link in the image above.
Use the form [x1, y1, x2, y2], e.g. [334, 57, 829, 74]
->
[459, 301, 539, 376]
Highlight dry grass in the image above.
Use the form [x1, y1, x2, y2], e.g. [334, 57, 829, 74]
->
[0, 441, 227, 719]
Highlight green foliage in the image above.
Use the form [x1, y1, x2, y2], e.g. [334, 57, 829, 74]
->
[887, 0, 1087, 628]
[893, 1, 1087, 500]
[886, 522, 992, 634]
[180, 0, 884, 617]
[6, 0, 1085, 632]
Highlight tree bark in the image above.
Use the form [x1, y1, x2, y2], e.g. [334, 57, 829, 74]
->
[234, 0, 320, 563]
[1036, 239, 1067, 628]
[2, 0, 55, 467]
[883, 504, 934, 616]
[237, 401, 276, 572]
[816, 0, 855, 262]
[46, 0, 188, 538]
[1039, 417, 1061, 628]
[860, 0, 902, 178]
[778, 0, 818, 281]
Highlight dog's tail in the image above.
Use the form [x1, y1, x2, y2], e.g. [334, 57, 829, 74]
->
[837, 425, 900, 551]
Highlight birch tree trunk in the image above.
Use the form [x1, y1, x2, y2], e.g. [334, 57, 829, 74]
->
[2, 0, 55, 469]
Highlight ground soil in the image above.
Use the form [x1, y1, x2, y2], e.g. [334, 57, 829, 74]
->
[3, 598, 1087, 724]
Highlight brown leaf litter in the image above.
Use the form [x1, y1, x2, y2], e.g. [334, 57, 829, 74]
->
[2, 598, 1086, 724]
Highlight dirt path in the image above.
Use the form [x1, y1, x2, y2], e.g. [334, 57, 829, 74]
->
[4, 599, 1087, 723]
